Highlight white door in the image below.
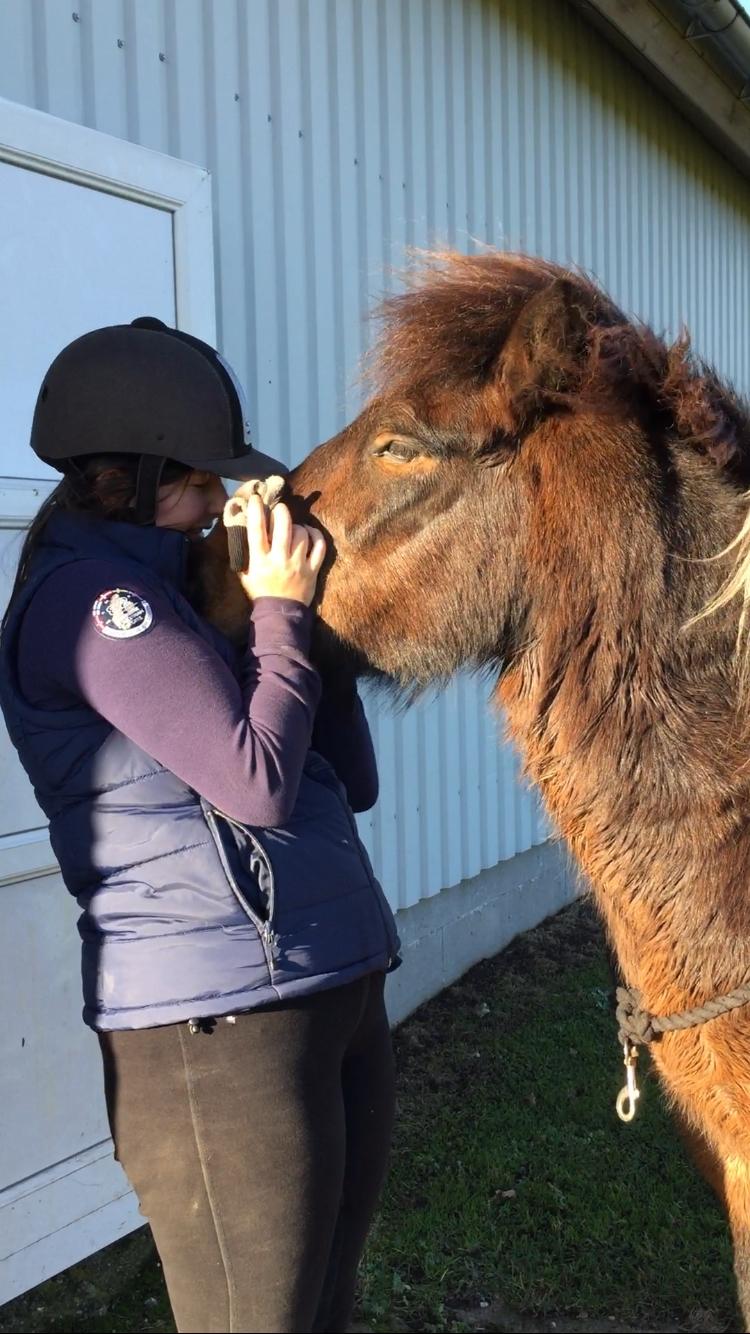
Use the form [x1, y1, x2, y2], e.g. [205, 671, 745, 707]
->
[0, 98, 215, 1303]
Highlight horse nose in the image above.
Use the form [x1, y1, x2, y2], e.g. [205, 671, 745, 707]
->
[284, 485, 312, 524]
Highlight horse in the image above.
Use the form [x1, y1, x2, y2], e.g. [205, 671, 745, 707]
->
[196, 251, 750, 1321]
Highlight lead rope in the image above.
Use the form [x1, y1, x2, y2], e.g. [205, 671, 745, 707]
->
[614, 983, 750, 1122]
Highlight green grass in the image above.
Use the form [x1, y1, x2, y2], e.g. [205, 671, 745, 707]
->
[359, 901, 736, 1331]
[0, 901, 738, 1333]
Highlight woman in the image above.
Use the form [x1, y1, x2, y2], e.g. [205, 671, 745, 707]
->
[0, 317, 399, 1334]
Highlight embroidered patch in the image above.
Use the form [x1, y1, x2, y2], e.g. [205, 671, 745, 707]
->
[92, 589, 153, 640]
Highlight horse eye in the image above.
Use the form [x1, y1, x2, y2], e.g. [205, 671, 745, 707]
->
[375, 438, 421, 463]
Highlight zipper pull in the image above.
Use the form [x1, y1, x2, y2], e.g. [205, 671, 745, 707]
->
[262, 921, 280, 959]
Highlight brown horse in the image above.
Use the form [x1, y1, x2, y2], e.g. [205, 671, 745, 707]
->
[197, 252, 750, 1319]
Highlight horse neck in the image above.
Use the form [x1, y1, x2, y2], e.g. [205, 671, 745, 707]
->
[497, 459, 750, 1009]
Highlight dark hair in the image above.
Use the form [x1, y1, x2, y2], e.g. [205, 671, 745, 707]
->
[2, 454, 192, 634]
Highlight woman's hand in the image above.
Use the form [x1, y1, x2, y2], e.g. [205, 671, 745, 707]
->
[239, 494, 326, 607]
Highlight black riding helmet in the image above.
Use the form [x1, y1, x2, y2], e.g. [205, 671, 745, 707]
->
[30, 316, 286, 524]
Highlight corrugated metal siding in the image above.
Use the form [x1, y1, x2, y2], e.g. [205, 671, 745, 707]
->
[1, 0, 749, 910]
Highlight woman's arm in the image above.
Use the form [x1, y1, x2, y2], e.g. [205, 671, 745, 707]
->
[18, 560, 321, 826]
[311, 680, 379, 813]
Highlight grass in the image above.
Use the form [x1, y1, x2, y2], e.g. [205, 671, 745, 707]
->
[0, 900, 738, 1333]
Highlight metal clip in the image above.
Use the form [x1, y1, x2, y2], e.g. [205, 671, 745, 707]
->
[615, 1041, 640, 1122]
[187, 1016, 216, 1035]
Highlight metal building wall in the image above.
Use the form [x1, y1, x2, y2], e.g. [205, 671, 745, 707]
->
[1, 0, 749, 912]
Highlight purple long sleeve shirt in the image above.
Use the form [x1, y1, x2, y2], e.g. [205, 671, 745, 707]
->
[17, 560, 378, 825]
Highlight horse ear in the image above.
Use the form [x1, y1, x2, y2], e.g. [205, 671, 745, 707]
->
[498, 277, 589, 431]
[663, 339, 744, 476]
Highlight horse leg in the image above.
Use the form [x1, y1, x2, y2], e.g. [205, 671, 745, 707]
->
[672, 1128, 750, 1330]
[671, 1107, 726, 1202]
[670, 1111, 750, 1326]
[723, 1156, 750, 1331]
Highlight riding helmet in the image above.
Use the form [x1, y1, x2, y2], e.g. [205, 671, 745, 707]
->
[30, 316, 286, 523]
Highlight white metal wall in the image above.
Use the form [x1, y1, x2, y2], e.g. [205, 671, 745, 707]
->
[1, 0, 749, 912]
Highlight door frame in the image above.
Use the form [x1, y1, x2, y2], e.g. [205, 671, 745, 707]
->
[0, 95, 215, 344]
[0, 98, 218, 1302]
[0, 100, 216, 894]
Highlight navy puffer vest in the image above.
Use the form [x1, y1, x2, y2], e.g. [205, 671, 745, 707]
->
[0, 513, 399, 1030]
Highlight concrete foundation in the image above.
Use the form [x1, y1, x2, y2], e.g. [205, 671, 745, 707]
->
[385, 841, 581, 1026]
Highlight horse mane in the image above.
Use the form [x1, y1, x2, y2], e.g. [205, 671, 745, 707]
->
[368, 251, 750, 477]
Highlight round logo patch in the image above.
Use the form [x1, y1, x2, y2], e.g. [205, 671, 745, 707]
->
[92, 589, 153, 640]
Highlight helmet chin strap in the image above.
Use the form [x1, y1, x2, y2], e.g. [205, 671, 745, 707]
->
[134, 454, 167, 526]
[64, 458, 89, 500]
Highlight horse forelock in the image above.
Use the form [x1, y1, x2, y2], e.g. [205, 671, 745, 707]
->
[367, 250, 568, 395]
[366, 250, 750, 479]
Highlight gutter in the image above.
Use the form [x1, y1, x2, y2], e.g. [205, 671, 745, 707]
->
[571, 0, 750, 177]
[657, 0, 750, 101]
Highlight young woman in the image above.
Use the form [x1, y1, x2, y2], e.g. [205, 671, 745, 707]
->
[0, 317, 400, 1334]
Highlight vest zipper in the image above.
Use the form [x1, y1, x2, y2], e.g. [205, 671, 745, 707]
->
[203, 805, 278, 975]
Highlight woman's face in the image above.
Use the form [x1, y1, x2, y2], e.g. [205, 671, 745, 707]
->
[154, 470, 228, 539]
